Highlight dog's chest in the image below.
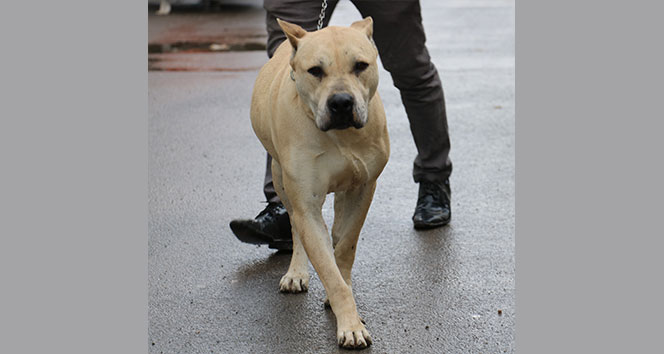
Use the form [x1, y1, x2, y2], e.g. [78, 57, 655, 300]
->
[322, 145, 381, 193]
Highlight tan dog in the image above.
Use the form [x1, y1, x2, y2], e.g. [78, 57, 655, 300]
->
[250, 17, 389, 349]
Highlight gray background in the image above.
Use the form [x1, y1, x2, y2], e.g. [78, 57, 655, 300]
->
[1, 0, 663, 354]
[1, 1, 148, 353]
[516, 0, 664, 352]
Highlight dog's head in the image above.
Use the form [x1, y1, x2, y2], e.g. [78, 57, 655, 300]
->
[278, 17, 379, 131]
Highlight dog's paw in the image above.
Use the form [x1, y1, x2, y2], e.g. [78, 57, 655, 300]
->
[337, 323, 372, 349]
[279, 273, 309, 293]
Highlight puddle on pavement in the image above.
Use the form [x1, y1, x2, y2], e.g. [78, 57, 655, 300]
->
[148, 66, 260, 72]
[148, 40, 266, 71]
[148, 40, 266, 54]
[147, 56, 262, 72]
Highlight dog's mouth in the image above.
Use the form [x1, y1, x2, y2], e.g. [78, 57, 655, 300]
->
[320, 112, 364, 131]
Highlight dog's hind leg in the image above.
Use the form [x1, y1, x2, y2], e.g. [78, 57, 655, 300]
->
[272, 159, 310, 293]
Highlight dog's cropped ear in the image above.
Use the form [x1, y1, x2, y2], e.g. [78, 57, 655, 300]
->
[277, 19, 307, 50]
[350, 16, 373, 39]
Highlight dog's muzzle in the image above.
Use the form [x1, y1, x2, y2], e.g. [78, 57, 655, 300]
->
[322, 93, 363, 131]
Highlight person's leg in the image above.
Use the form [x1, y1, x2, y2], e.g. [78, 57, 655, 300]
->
[352, 0, 452, 228]
[263, 154, 280, 203]
[231, 0, 341, 249]
[261, 0, 340, 204]
[264, 0, 339, 58]
[352, 0, 451, 183]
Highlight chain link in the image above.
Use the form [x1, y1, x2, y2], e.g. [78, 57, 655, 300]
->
[317, 0, 328, 31]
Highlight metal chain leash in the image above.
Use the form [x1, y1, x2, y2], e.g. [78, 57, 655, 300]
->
[317, 0, 328, 31]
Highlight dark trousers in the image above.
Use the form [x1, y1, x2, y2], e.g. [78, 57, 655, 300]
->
[262, 0, 452, 203]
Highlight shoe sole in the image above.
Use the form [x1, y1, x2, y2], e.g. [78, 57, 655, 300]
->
[268, 241, 293, 251]
[229, 221, 293, 251]
[413, 219, 451, 230]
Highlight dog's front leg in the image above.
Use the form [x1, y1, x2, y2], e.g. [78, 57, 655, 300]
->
[332, 181, 377, 291]
[278, 226, 310, 293]
[322, 181, 377, 309]
[272, 160, 310, 293]
[285, 181, 371, 348]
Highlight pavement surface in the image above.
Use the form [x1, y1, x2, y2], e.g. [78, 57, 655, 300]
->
[148, 0, 515, 353]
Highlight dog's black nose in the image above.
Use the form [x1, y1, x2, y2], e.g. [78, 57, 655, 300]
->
[327, 93, 354, 114]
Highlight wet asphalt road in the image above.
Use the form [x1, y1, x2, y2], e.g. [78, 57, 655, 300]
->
[148, 0, 514, 353]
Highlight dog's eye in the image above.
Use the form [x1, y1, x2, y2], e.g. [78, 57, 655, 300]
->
[307, 66, 324, 78]
[354, 61, 369, 74]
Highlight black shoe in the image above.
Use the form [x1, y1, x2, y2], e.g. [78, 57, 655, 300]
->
[412, 179, 451, 229]
[230, 202, 293, 250]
